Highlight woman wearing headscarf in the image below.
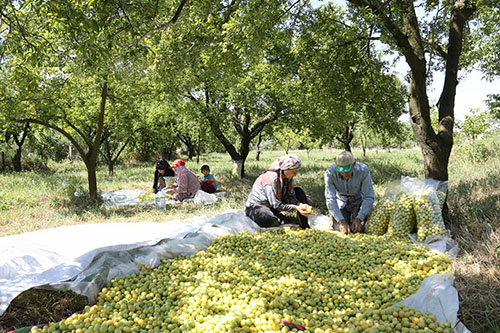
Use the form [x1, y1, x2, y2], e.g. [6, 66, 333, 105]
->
[164, 159, 201, 201]
[245, 154, 312, 229]
[152, 158, 175, 194]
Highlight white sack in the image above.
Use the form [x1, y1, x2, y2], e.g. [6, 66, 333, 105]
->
[193, 190, 217, 205]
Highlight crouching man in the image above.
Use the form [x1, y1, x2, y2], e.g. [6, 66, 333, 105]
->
[324, 151, 375, 234]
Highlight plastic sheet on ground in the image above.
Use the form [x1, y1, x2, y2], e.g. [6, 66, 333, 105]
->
[0, 211, 468, 332]
[389, 233, 468, 333]
[100, 189, 226, 207]
[0, 211, 257, 315]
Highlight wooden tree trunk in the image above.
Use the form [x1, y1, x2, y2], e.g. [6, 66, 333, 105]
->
[87, 80, 108, 200]
[255, 133, 263, 161]
[12, 123, 30, 172]
[337, 124, 354, 152]
[108, 163, 114, 176]
[13, 149, 22, 171]
[409, 77, 451, 181]
[87, 161, 98, 197]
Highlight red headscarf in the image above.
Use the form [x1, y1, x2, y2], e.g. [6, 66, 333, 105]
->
[171, 159, 185, 168]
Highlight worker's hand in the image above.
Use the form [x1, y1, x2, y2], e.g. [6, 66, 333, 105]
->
[296, 203, 313, 216]
[352, 218, 363, 233]
[152, 188, 158, 194]
[339, 219, 350, 234]
[165, 188, 175, 194]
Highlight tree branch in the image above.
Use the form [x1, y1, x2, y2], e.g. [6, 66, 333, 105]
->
[138, 0, 188, 43]
[16, 118, 89, 166]
[422, 39, 447, 59]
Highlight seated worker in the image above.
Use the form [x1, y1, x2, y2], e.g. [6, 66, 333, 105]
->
[245, 154, 312, 229]
[200, 164, 217, 193]
[324, 150, 375, 234]
[152, 158, 175, 194]
[164, 159, 201, 201]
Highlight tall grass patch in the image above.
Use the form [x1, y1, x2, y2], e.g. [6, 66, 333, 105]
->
[447, 132, 500, 333]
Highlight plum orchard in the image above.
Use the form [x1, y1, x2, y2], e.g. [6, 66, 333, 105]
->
[32, 229, 453, 333]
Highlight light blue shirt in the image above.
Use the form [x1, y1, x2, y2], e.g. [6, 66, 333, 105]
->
[324, 162, 375, 222]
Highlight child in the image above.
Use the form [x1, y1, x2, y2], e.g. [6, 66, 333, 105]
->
[200, 165, 217, 193]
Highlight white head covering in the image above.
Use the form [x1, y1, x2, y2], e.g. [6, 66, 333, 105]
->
[268, 154, 302, 171]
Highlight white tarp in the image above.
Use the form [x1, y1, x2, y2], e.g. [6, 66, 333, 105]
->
[100, 189, 226, 207]
[0, 211, 258, 315]
[0, 211, 468, 332]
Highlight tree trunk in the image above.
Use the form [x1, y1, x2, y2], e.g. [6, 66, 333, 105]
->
[361, 134, 367, 157]
[108, 163, 114, 176]
[255, 133, 263, 161]
[87, 162, 98, 198]
[336, 124, 354, 152]
[195, 144, 200, 164]
[177, 133, 195, 160]
[13, 149, 22, 172]
[1, 151, 5, 171]
[164, 142, 175, 160]
[409, 77, 450, 181]
[11, 122, 30, 172]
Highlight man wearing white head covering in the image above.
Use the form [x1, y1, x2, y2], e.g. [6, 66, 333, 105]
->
[246, 154, 313, 229]
[324, 150, 375, 234]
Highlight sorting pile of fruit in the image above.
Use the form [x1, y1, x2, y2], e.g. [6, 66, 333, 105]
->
[32, 229, 453, 332]
[137, 192, 156, 202]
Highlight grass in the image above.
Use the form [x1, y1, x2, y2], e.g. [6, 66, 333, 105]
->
[0, 143, 499, 332]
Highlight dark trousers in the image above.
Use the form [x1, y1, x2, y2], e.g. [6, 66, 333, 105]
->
[331, 197, 366, 232]
[245, 187, 310, 229]
[200, 181, 216, 193]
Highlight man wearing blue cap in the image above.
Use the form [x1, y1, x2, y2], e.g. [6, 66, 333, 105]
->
[324, 150, 375, 234]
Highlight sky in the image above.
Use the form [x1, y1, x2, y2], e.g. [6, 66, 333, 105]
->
[310, 0, 500, 121]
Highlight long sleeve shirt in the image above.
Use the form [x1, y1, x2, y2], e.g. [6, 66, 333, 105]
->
[173, 166, 201, 201]
[324, 162, 375, 222]
[246, 171, 299, 211]
[152, 164, 175, 190]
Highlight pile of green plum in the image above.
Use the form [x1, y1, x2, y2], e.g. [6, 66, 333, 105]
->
[32, 229, 453, 333]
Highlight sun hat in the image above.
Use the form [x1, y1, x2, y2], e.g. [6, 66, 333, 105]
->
[171, 159, 185, 168]
[335, 151, 354, 173]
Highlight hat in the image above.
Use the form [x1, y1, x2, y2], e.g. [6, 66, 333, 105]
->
[335, 151, 354, 173]
[171, 159, 185, 168]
